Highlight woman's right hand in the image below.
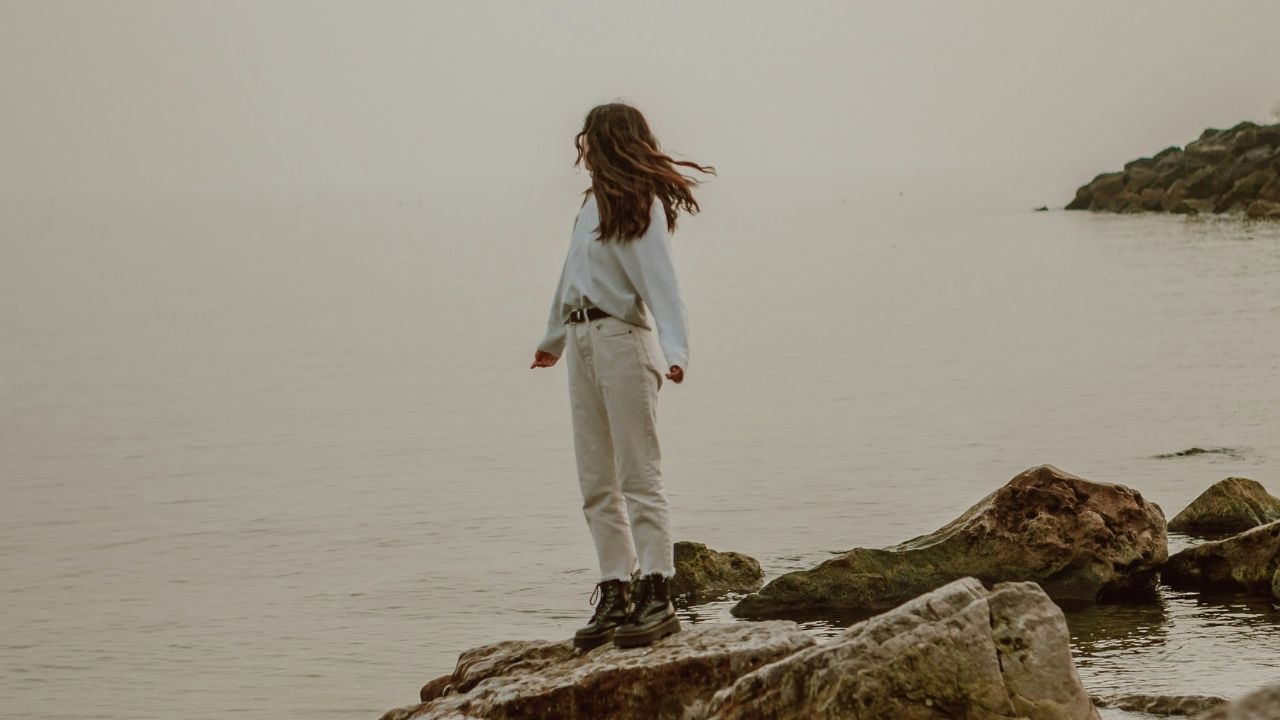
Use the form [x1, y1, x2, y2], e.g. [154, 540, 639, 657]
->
[530, 350, 559, 369]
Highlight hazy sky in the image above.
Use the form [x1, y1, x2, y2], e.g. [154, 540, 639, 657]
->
[3, 1, 1279, 200]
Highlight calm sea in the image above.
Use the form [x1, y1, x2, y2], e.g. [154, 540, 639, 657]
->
[4, 179, 1278, 719]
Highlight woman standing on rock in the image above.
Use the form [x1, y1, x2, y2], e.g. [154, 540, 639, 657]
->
[529, 102, 714, 650]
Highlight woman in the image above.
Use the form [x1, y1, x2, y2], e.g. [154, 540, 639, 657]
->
[529, 103, 714, 650]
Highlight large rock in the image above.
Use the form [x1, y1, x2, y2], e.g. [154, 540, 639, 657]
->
[380, 622, 815, 720]
[1167, 477, 1280, 536]
[700, 577, 1099, 720]
[731, 465, 1167, 617]
[1162, 520, 1280, 596]
[1200, 683, 1280, 720]
[672, 540, 764, 603]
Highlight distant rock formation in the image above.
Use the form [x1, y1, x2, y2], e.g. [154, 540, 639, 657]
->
[1066, 121, 1280, 218]
[730, 465, 1167, 617]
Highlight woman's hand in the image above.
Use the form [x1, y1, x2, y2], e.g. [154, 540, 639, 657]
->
[530, 350, 559, 369]
[666, 365, 684, 383]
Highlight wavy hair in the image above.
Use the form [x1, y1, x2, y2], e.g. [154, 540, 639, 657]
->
[573, 103, 716, 243]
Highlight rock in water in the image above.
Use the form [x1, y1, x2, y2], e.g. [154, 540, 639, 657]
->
[379, 622, 815, 720]
[672, 540, 764, 603]
[1163, 519, 1280, 596]
[731, 465, 1167, 617]
[701, 577, 1099, 720]
[1091, 693, 1227, 716]
[1167, 477, 1280, 537]
[1200, 683, 1280, 720]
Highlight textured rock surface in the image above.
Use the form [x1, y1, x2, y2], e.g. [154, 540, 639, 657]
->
[1168, 477, 1280, 537]
[672, 540, 764, 603]
[732, 465, 1167, 617]
[1200, 683, 1280, 720]
[1065, 121, 1280, 216]
[380, 621, 815, 720]
[702, 577, 1099, 720]
[1163, 520, 1280, 595]
[1092, 693, 1227, 716]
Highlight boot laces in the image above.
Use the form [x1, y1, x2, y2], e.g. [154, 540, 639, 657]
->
[588, 580, 620, 622]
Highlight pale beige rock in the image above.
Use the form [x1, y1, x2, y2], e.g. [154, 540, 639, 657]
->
[702, 577, 1100, 720]
[379, 621, 815, 720]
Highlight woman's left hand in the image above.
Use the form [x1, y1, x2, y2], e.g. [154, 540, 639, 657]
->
[666, 365, 684, 383]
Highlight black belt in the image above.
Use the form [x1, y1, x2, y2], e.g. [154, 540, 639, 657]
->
[566, 307, 610, 323]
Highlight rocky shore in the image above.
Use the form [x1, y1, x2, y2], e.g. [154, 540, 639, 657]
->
[1065, 121, 1280, 218]
[381, 468, 1280, 720]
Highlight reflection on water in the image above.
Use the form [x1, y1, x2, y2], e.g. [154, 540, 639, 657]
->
[4, 187, 1280, 718]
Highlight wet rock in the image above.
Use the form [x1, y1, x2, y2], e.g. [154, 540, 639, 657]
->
[672, 540, 764, 603]
[1152, 447, 1246, 460]
[380, 622, 815, 720]
[731, 465, 1167, 617]
[1200, 683, 1280, 720]
[701, 577, 1099, 720]
[1091, 693, 1227, 716]
[1168, 477, 1280, 537]
[1163, 520, 1280, 596]
[1273, 566, 1280, 601]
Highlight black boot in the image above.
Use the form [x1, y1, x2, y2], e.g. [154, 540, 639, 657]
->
[573, 578, 631, 650]
[613, 572, 681, 648]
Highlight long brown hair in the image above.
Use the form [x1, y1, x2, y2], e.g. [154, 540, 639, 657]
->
[573, 103, 716, 243]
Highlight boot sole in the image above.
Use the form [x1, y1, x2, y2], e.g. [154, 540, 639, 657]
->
[573, 626, 616, 651]
[612, 614, 681, 648]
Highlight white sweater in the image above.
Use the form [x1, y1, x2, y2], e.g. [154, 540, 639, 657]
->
[536, 193, 690, 371]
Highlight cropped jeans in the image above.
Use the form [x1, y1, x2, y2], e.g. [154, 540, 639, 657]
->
[564, 311, 674, 583]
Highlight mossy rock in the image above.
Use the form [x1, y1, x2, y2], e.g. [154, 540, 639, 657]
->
[671, 540, 763, 603]
[1168, 477, 1280, 537]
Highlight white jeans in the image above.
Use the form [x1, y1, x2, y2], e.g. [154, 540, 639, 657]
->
[565, 311, 674, 583]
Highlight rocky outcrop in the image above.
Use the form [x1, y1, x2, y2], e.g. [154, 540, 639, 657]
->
[1091, 693, 1227, 717]
[1162, 520, 1280, 596]
[382, 622, 815, 720]
[1066, 121, 1280, 216]
[1167, 477, 1280, 537]
[731, 465, 1167, 617]
[1200, 683, 1280, 720]
[672, 541, 764, 603]
[701, 577, 1099, 720]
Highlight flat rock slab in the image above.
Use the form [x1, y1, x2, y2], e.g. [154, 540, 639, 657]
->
[1163, 519, 1280, 596]
[380, 621, 815, 720]
[732, 465, 1167, 617]
[1168, 477, 1280, 537]
[701, 577, 1099, 720]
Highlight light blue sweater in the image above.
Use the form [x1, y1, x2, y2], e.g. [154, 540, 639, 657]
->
[536, 193, 690, 371]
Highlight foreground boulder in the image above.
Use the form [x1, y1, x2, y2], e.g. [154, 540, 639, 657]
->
[700, 577, 1099, 720]
[732, 465, 1167, 617]
[672, 540, 764, 603]
[1065, 121, 1280, 215]
[380, 622, 815, 720]
[1201, 683, 1280, 720]
[1163, 519, 1280, 596]
[1168, 477, 1280, 537]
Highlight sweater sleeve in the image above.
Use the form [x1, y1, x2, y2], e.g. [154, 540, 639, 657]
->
[616, 199, 690, 371]
[536, 252, 568, 358]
